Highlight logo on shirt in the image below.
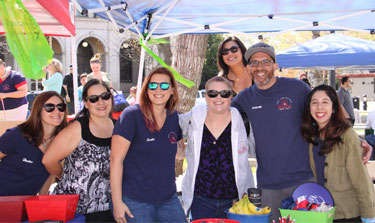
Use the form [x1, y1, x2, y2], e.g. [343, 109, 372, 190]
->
[146, 138, 155, 142]
[276, 97, 292, 110]
[2, 84, 10, 91]
[251, 105, 262, 110]
[168, 132, 178, 144]
[22, 158, 33, 164]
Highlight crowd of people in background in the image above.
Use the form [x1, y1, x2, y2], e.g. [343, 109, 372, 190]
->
[0, 37, 374, 223]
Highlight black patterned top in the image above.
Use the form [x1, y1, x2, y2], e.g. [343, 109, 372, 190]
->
[53, 117, 112, 214]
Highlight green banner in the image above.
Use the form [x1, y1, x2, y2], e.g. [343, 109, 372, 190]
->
[140, 38, 194, 88]
[0, 0, 53, 79]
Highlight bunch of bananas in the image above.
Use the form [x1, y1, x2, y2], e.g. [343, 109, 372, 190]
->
[229, 195, 271, 215]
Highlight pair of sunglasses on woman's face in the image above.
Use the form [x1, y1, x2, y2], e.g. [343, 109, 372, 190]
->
[206, 90, 232, 98]
[221, 45, 239, 56]
[86, 92, 112, 103]
[43, 103, 66, 113]
[148, 82, 171, 90]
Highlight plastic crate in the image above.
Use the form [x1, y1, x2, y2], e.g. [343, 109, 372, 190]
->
[279, 207, 335, 223]
[25, 195, 79, 222]
[227, 211, 271, 223]
[191, 219, 240, 223]
[0, 195, 34, 222]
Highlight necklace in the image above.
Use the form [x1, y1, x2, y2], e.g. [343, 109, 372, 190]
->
[42, 136, 54, 147]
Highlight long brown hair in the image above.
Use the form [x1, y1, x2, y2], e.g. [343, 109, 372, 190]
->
[301, 85, 351, 154]
[139, 67, 179, 132]
[18, 91, 68, 146]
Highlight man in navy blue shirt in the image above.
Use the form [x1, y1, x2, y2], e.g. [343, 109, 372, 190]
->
[231, 42, 314, 221]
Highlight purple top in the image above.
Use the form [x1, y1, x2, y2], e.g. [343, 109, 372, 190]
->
[194, 122, 238, 200]
[312, 139, 326, 186]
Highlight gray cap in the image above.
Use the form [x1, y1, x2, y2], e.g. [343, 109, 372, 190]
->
[245, 42, 276, 62]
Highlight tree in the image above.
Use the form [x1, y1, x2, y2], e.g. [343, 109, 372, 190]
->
[200, 34, 224, 89]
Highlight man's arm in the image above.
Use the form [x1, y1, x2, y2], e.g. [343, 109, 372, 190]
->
[0, 84, 28, 99]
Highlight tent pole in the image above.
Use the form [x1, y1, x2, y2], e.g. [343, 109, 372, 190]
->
[330, 70, 336, 89]
[135, 45, 146, 104]
[71, 0, 79, 115]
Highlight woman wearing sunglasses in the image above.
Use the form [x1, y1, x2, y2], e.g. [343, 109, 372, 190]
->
[179, 76, 255, 220]
[111, 67, 186, 223]
[0, 91, 67, 196]
[217, 36, 252, 95]
[86, 54, 113, 89]
[43, 79, 115, 222]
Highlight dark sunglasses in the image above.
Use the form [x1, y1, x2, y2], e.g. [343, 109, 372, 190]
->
[148, 82, 171, 90]
[221, 46, 239, 56]
[43, 103, 66, 113]
[206, 90, 232, 98]
[86, 92, 112, 103]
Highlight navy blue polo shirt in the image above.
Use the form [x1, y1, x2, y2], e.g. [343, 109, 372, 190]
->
[0, 70, 27, 110]
[0, 127, 49, 195]
[113, 105, 182, 204]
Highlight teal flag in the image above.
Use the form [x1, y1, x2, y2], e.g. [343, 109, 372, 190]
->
[140, 38, 195, 88]
[0, 0, 53, 79]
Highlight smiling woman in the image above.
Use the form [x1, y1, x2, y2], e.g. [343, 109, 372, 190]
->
[110, 67, 186, 223]
[42, 79, 115, 222]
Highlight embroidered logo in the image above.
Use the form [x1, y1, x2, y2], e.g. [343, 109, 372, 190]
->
[276, 97, 292, 110]
[22, 158, 33, 164]
[251, 105, 262, 110]
[168, 132, 178, 144]
[2, 84, 10, 91]
[146, 138, 155, 142]
[238, 141, 248, 154]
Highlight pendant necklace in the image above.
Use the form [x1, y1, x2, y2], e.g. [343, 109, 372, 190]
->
[42, 136, 53, 147]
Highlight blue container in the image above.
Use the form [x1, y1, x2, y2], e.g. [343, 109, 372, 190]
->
[226, 211, 271, 223]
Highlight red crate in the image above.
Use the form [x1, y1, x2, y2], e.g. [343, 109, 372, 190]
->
[25, 195, 79, 222]
[0, 195, 34, 222]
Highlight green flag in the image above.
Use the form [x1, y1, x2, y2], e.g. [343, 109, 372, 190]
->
[0, 0, 53, 79]
[140, 38, 195, 88]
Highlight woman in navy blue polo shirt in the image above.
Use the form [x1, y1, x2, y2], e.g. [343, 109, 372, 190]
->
[111, 67, 186, 223]
[0, 91, 67, 195]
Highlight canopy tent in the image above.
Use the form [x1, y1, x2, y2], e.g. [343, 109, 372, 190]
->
[74, 0, 375, 100]
[276, 33, 375, 70]
[0, 0, 79, 113]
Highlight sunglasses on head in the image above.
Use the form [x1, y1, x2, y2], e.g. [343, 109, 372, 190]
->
[148, 82, 171, 90]
[206, 90, 232, 98]
[86, 92, 112, 103]
[221, 46, 239, 56]
[43, 103, 66, 113]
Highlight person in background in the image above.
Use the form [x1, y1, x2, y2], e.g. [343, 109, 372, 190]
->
[365, 110, 375, 160]
[217, 36, 252, 95]
[86, 54, 113, 89]
[42, 58, 63, 94]
[63, 65, 78, 115]
[0, 91, 67, 195]
[126, 86, 137, 106]
[43, 79, 115, 222]
[179, 76, 255, 220]
[111, 67, 186, 223]
[301, 84, 375, 222]
[78, 72, 87, 102]
[0, 58, 28, 120]
[337, 77, 355, 126]
[301, 78, 312, 88]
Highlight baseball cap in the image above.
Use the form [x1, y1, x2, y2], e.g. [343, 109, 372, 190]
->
[245, 42, 276, 62]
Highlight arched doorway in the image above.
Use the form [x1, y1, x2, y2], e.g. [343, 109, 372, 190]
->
[77, 37, 105, 75]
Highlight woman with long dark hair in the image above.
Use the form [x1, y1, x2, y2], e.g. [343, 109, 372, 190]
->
[43, 79, 115, 222]
[111, 67, 186, 223]
[0, 91, 67, 195]
[217, 36, 252, 95]
[301, 85, 375, 222]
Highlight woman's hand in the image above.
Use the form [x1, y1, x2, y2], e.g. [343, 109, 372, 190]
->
[113, 201, 133, 223]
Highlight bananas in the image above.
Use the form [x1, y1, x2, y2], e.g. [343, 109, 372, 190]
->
[228, 195, 271, 215]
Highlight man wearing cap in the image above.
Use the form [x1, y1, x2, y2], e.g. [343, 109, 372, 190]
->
[231, 42, 315, 221]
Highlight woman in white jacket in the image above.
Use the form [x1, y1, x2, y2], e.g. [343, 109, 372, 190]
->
[179, 76, 256, 220]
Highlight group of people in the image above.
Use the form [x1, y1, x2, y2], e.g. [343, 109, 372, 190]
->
[0, 36, 375, 223]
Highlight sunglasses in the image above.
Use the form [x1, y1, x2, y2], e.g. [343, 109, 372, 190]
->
[148, 82, 171, 90]
[249, 59, 273, 67]
[43, 103, 66, 113]
[221, 46, 239, 56]
[86, 92, 112, 103]
[206, 90, 232, 98]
